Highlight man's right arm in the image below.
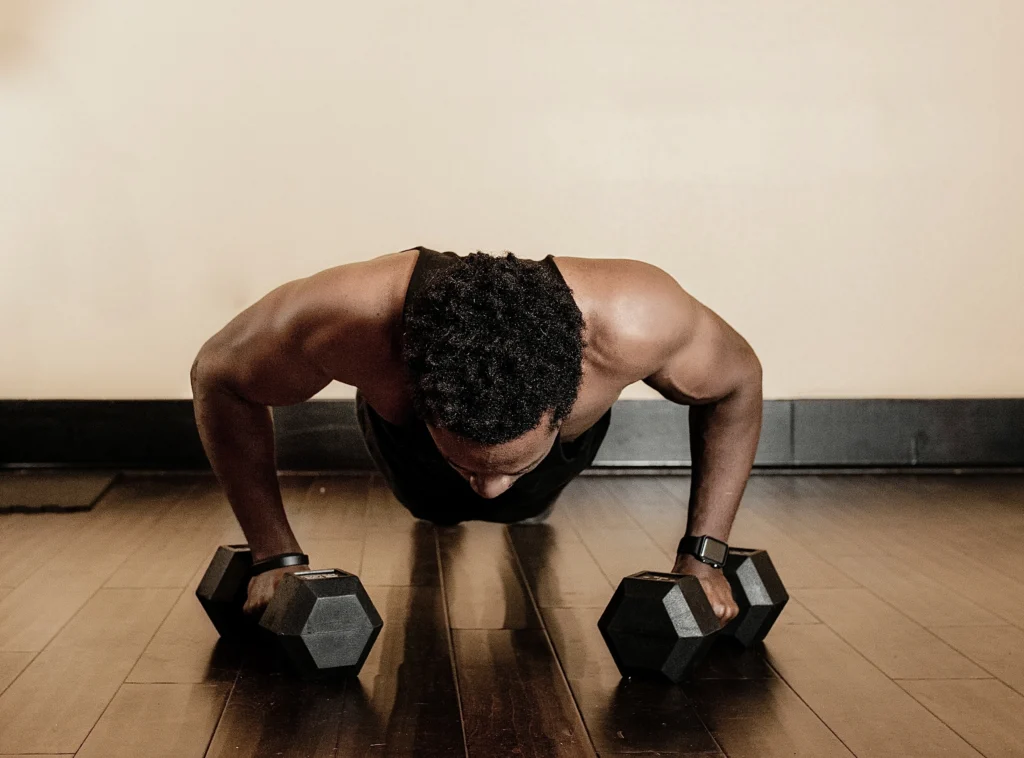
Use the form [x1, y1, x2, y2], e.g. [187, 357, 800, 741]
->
[190, 278, 335, 562]
[190, 252, 417, 613]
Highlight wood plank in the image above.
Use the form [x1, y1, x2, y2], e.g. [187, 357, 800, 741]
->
[75, 682, 231, 758]
[901, 679, 1024, 758]
[661, 478, 860, 590]
[127, 567, 242, 684]
[765, 624, 983, 758]
[560, 478, 642, 532]
[0, 588, 179, 754]
[778, 598, 819, 625]
[0, 478, 191, 652]
[687, 678, 855, 758]
[290, 475, 370, 541]
[830, 556, 1004, 629]
[795, 588, 987, 680]
[438, 523, 540, 629]
[304, 537, 365, 575]
[508, 524, 611, 609]
[932, 625, 1024, 695]
[206, 585, 464, 757]
[762, 477, 1024, 629]
[202, 666, 349, 758]
[453, 629, 595, 758]
[360, 522, 440, 587]
[762, 478, 1024, 625]
[543, 606, 721, 756]
[365, 476, 420, 532]
[621, 477, 689, 557]
[0, 652, 33, 696]
[105, 481, 235, 588]
[0, 512, 88, 588]
[333, 585, 465, 757]
[576, 526, 669, 587]
[890, 542, 1024, 629]
[729, 510, 861, 591]
[599, 755, 720, 758]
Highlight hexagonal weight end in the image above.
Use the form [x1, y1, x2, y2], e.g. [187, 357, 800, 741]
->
[598, 571, 720, 683]
[722, 548, 789, 647]
[195, 544, 254, 639]
[259, 568, 383, 679]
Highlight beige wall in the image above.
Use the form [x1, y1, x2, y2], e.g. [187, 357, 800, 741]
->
[2, 0, 1022, 401]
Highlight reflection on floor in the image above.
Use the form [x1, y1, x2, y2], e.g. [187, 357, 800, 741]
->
[0, 472, 1022, 757]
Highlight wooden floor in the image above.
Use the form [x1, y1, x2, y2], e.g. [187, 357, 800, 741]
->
[1, 473, 1023, 757]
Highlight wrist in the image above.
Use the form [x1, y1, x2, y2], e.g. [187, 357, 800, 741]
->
[251, 539, 304, 563]
[673, 552, 722, 576]
[250, 551, 310, 576]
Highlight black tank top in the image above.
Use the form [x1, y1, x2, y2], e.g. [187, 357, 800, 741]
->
[355, 247, 611, 524]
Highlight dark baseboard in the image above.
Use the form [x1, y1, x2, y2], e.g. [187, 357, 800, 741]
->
[2, 398, 1022, 471]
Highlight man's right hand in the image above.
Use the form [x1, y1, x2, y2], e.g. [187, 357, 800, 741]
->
[243, 564, 310, 616]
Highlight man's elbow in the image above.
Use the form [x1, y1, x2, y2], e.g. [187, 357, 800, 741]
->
[190, 347, 228, 397]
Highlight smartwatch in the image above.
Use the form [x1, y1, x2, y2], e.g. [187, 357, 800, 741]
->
[678, 535, 729, 569]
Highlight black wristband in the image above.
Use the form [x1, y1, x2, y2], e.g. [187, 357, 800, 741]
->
[250, 552, 310, 576]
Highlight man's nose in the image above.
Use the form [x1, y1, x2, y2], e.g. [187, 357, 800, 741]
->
[470, 475, 514, 499]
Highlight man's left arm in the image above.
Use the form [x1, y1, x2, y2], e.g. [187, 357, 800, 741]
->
[639, 275, 763, 625]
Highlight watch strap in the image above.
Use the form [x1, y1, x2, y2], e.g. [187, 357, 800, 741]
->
[250, 552, 310, 576]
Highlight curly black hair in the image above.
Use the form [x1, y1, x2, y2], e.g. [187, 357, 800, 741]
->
[402, 251, 585, 444]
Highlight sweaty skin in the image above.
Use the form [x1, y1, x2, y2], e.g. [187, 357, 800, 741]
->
[191, 248, 763, 622]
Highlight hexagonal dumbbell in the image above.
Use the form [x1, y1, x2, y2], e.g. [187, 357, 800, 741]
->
[195, 544, 255, 639]
[598, 547, 788, 683]
[258, 568, 382, 678]
[598, 571, 720, 683]
[720, 547, 789, 647]
[196, 545, 382, 679]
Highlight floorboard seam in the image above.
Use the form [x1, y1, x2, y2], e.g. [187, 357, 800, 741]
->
[747, 503, 1016, 676]
[434, 527, 471, 758]
[890, 678, 989, 758]
[73, 580, 190, 754]
[505, 526, 600, 758]
[0, 651, 38, 698]
[201, 661, 244, 758]
[763, 658, 857, 757]
[776, 497, 1024, 631]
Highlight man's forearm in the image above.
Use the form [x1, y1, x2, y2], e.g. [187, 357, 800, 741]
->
[684, 381, 763, 544]
[192, 373, 302, 561]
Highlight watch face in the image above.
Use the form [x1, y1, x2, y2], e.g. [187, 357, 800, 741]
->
[702, 538, 728, 565]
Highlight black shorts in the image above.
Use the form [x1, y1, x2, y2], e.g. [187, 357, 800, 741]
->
[355, 392, 611, 526]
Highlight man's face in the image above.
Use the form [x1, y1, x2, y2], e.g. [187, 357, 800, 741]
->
[427, 411, 559, 499]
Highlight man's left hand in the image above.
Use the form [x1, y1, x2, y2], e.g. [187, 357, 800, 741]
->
[671, 552, 739, 627]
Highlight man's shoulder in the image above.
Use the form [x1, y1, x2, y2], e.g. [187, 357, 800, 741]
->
[553, 256, 699, 381]
[298, 249, 418, 322]
[286, 249, 419, 376]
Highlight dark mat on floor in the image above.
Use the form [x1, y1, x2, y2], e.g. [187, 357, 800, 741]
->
[0, 470, 118, 513]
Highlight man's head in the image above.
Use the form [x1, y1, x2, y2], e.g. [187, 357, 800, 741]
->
[402, 251, 585, 497]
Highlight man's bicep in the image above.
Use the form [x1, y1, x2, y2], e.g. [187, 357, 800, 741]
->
[643, 300, 760, 406]
[195, 334, 333, 407]
[193, 286, 334, 407]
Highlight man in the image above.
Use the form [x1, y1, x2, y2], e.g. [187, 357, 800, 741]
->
[191, 246, 762, 625]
